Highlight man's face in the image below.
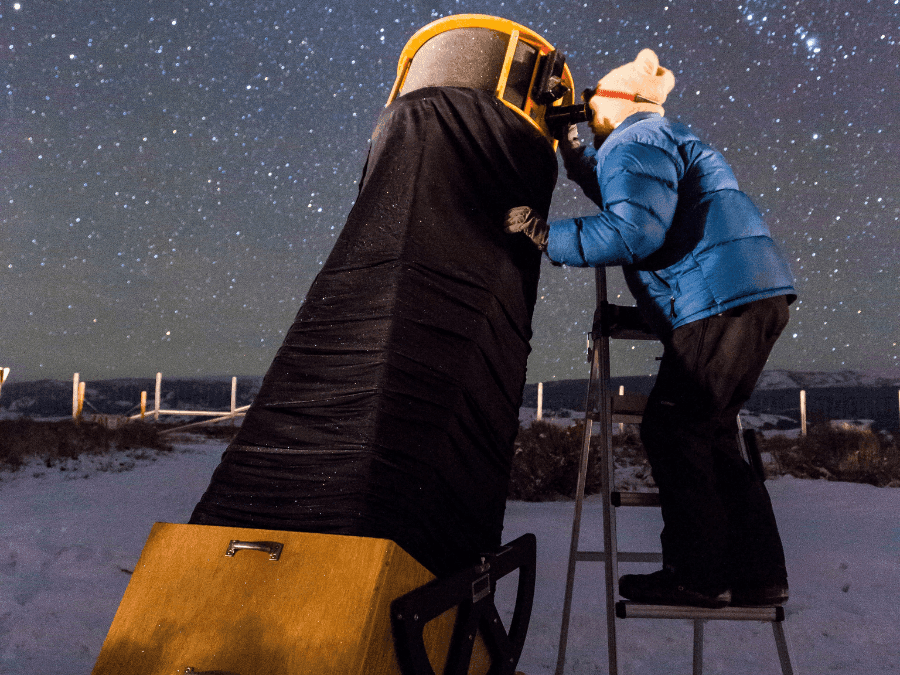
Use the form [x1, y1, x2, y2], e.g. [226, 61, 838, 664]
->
[587, 94, 624, 138]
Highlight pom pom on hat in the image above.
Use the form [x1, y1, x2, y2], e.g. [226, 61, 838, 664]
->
[588, 49, 676, 136]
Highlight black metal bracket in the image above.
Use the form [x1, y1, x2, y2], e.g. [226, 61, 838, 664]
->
[532, 50, 570, 105]
[390, 533, 537, 675]
[544, 102, 593, 133]
[593, 301, 656, 341]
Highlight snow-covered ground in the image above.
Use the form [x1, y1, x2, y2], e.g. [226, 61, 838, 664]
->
[1, 437, 898, 674]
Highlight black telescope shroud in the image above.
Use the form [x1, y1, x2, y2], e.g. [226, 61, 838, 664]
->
[189, 87, 558, 577]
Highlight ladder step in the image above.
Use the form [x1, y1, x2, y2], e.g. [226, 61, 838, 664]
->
[609, 327, 658, 341]
[616, 601, 785, 622]
[613, 391, 648, 415]
[614, 413, 644, 424]
[595, 303, 657, 341]
[612, 491, 661, 507]
[586, 411, 644, 424]
[584, 392, 648, 423]
[575, 550, 663, 564]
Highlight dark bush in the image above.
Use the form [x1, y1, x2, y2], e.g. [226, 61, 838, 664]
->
[766, 423, 900, 487]
[508, 421, 654, 501]
[509, 419, 900, 501]
[0, 418, 173, 472]
[199, 422, 241, 440]
[508, 421, 596, 501]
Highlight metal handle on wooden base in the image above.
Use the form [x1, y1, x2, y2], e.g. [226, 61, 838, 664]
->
[224, 539, 284, 561]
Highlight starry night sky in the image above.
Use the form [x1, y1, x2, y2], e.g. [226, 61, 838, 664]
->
[2, 0, 898, 385]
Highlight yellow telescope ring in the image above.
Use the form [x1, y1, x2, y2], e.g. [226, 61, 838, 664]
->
[387, 14, 576, 144]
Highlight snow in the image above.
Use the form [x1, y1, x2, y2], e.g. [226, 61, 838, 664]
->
[1, 438, 899, 674]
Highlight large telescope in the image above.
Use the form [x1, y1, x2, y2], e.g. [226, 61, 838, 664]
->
[94, 15, 582, 675]
[188, 13, 576, 577]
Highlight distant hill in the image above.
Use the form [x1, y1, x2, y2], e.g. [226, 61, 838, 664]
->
[754, 369, 900, 390]
[1, 370, 898, 430]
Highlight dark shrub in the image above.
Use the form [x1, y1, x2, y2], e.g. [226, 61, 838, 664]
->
[767, 423, 900, 486]
[508, 421, 605, 501]
[509, 418, 900, 501]
[0, 418, 173, 472]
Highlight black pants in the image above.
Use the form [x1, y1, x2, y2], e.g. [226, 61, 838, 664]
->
[640, 296, 790, 593]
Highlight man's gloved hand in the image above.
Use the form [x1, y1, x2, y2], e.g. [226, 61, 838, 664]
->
[556, 123, 582, 163]
[554, 122, 604, 207]
[504, 206, 549, 252]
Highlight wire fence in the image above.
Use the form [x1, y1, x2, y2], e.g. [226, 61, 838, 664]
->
[2, 367, 899, 433]
[524, 379, 900, 432]
[0, 370, 251, 433]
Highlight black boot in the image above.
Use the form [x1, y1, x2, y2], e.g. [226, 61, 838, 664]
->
[730, 580, 789, 606]
[619, 568, 731, 609]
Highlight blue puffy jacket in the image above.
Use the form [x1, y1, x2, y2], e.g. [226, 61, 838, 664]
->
[547, 112, 796, 336]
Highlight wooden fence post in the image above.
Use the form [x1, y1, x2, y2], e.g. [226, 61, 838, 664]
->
[0, 367, 9, 402]
[72, 373, 80, 419]
[78, 381, 85, 418]
[231, 377, 238, 426]
[800, 389, 807, 436]
[536, 382, 543, 422]
[140, 391, 147, 420]
[154, 372, 162, 421]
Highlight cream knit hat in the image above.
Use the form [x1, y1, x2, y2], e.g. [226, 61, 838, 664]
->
[588, 49, 676, 136]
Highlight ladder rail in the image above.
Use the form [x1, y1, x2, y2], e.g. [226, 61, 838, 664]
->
[772, 620, 797, 675]
[553, 330, 600, 675]
[693, 620, 705, 675]
[596, 271, 621, 675]
[555, 269, 623, 675]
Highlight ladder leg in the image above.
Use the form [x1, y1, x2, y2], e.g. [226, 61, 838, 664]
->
[595, 343, 618, 673]
[553, 489, 584, 675]
[692, 619, 705, 675]
[772, 621, 796, 675]
[553, 557, 576, 675]
[595, 269, 619, 675]
[554, 341, 601, 675]
[600, 440, 619, 675]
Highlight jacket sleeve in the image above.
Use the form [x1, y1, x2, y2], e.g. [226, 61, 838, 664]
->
[547, 141, 681, 268]
[561, 144, 604, 207]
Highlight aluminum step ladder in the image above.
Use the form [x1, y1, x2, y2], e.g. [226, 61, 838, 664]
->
[554, 267, 797, 675]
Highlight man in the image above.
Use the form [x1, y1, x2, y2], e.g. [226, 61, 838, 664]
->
[505, 49, 796, 608]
